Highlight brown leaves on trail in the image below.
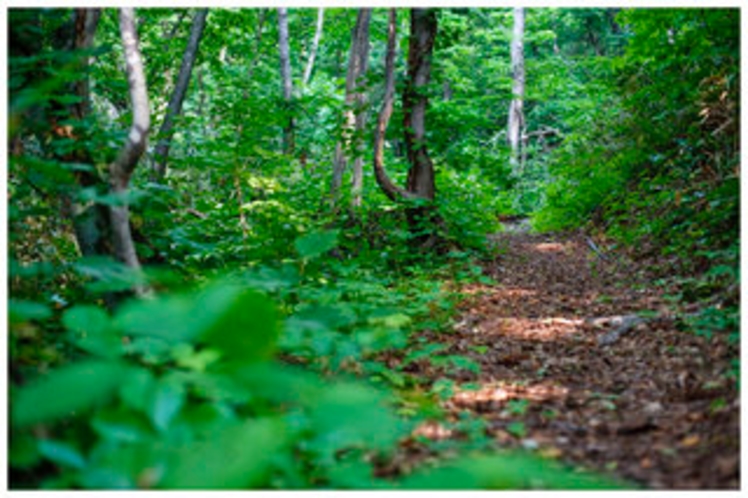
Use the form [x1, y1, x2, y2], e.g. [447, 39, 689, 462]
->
[415, 230, 739, 489]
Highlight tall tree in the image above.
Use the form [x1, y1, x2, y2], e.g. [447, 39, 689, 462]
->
[277, 7, 295, 154]
[109, 7, 151, 278]
[403, 8, 438, 201]
[151, 9, 208, 180]
[331, 8, 371, 209]
[302, 8, 324, 89]
[65, 9, 108, 258]
[373, 9, 410, 201]
[373, 8, 438, 204]
[507, 7, 525, 173]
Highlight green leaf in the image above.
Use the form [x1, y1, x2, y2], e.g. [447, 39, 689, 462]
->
[114, 294, 202, 344]
[368, 312, 411, 329]
[400, 452, 627, 489]
[62, 305, 121, 358]
[508, 399, 529, 416]
[38, 439, 87, 470]
[9, 433, 42, 469]
[172, 344, 221, 372]
[148, 379, 186, 432]
[308, 381, 404, 453]
[91, 408, 153, 443]
[119, 368, 156, 413]
[161, 418, 287, 489]
[12, 361, 127, 428]
[431, 378, 456, 400]
[379, 369, 407, 388]
[9, 299, 52, 323]
[74, 256, 147, 293]
[294, 229, 339, 259]
[200, 288, 278, 364]
[115, 282, 277, 365]
[507, 421, 527, 438]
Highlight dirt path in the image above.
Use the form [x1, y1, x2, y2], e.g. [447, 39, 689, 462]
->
[406, 228, 739, 489]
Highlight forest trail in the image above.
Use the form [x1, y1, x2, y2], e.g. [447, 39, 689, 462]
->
[404, 226, 739, 489]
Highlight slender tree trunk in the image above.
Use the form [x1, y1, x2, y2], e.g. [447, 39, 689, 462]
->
[277, 7, 295, 154]
[302, 8, 324, 89]
[109, 7, 150, 279]
[373, 9, 413, 202]
[151, 9, 208, 180]
[403, 8, 438, 201]
[507, 7, 525, 174]
[331, 8, 371, 208]
[66, 8, 112, 258]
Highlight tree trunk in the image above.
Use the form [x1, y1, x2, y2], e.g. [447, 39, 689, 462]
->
[66, 9, 112, 258]
[109, 7, 150, 279]
[331, 8, 371, 208]
[302, 8, 324, 89]
[507, 7, 525, 174]
[373, 9, 413, 202]
[277, 7, 295, 154]
[403, 8, 438, 201]
[151, 9, 208, 180]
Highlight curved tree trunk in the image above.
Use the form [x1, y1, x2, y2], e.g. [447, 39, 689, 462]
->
[152, 9, 208, 180]
[507, 7, 525, 174]
[373, 8, 438, 205]
[403, 8, 438, 201]
[331, 8, 371, 208]
[109, 7, 150, 278]
[278, 7, 295, 154]
[373, 9, 413, 202]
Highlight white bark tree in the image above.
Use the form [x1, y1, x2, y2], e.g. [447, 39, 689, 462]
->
[507, 7, 525, 174]
[109, 8, 150, 279]
[302, 8, 324, 89]
[277, 7, 295, 154]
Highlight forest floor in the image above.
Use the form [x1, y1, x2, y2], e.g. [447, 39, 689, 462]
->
[397, 225, 739, 489]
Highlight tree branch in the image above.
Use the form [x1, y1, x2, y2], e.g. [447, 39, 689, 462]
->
[152, 9, 208, 180]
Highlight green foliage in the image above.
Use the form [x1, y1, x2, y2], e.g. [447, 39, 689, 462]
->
[400, 452, 625, 489]
[13, 6, 727, 490]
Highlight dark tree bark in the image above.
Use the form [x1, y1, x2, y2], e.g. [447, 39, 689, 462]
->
[109, 7, 150, 278]
[373, 8, 440, 204]
[151, 9, 208, 180]
[66, 8, 113, 258]
[373, 9, 414, 202]
[278, 7, 295, 154]
[403, 8, 438, 201]
[331, 8, 371, 208]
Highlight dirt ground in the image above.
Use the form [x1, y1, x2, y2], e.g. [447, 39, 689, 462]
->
[401, 228, 739, 489]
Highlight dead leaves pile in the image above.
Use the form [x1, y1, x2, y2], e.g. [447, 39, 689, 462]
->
[405, 230, 739, 489]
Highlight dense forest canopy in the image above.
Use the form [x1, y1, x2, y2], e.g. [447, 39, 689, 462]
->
[7, 7, 740, 490]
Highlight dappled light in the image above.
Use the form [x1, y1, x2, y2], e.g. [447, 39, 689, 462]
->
[533, 242, 568, 254]
[452, 381, 570, 407]
[8, 5, 738, 492]
[479, 316, 583, 342]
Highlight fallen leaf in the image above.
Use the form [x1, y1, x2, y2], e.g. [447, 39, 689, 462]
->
[680, 435, 701, 447]
[539, 446, 563, 459]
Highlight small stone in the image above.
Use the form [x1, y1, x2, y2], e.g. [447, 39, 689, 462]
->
[643, 401, 663, 415]
[521, 439, 539, 450]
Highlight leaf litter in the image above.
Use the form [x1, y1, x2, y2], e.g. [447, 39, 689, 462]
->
[393, 229, 739, 489]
